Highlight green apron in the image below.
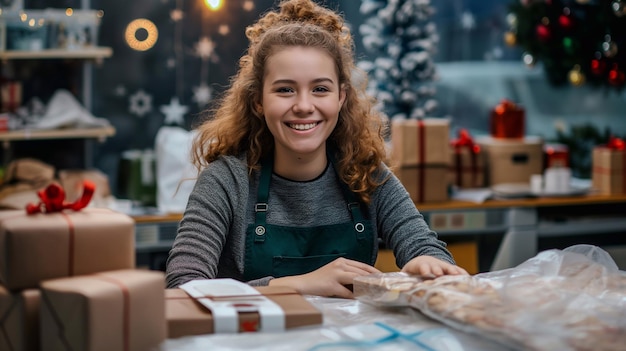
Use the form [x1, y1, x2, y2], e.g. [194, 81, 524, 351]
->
[243, 158, 375, 281]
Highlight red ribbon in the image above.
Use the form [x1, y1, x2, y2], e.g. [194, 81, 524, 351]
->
[25, 180, 95, 214]
[606, 136, 625, 151]
[451, 129, 480, 187]
[417, 119, 425, 203]
[493, 99, 520, 115]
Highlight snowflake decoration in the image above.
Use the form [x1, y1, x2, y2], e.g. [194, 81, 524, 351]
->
[170, 9, 184, 22]
[114, 84, 127, 97]
[166, 57, 176, 69]
[129, 89, 152, 117]
[460, 11, 476, 31]
[160, 97, 189, 126]
[192, 84, 212, 107]
[195, 36, 216, 61]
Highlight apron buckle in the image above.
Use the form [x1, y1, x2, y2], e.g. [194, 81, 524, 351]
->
[354, 222, 365, 233]
[255, 225, 266, 236]
[255, 203, 268, 212]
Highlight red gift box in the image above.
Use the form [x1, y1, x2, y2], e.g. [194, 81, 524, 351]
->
[490, 99, 525, 139]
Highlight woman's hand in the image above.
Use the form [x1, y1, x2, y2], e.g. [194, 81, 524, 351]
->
[401, 255, 469, 277]
[269, 257, 381, 298]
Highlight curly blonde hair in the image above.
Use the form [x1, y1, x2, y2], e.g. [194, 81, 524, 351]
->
[192, 0, 388, 204]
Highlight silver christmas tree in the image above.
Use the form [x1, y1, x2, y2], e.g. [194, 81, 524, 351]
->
[357, 0, 439, 120]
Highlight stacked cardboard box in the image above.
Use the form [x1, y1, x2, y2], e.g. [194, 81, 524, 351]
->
[390, 118, 450, 203]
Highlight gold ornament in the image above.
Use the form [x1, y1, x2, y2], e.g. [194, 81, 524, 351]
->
[504, 31, 517, 46]
[568, 65, 585, 86]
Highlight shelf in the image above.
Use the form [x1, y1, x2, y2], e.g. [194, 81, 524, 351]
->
[0, 126, 115, 144]
[0, 47, 113, 61]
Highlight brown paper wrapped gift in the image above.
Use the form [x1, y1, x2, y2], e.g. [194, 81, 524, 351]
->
[0, 286, 40, 351]
[477, 136, 543, 186]
[40, 269, 166, 351]
[393, 165, 448, 203]
[0, 208, 135, 290]
[166, 286, 323, 338]
[449, 129, 485, 188]
[592, 139, 625, 194]
[390, 118, 450, 167]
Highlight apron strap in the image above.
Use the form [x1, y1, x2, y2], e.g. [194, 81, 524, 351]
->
[329, 153, 367, 240]
[253, 157, 273, 242]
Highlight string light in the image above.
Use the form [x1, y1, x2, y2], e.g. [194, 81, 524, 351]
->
[204, 0, 223, 11]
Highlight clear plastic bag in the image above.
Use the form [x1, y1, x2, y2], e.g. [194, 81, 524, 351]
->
[354, 245, 626, 351]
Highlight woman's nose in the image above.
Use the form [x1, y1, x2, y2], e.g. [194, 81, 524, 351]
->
[292, 94, 315, 114]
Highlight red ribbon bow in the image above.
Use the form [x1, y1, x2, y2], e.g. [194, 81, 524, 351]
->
[606, 136, 625, 151]
[493, 99, 522, 115]
[26, 180, 96, 214]
[451, 129, 480, 154]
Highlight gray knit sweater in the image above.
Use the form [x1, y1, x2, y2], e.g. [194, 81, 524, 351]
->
[165, 155, 454, 288]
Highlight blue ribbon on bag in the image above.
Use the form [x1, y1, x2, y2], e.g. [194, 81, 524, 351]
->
[308, 322, 444, 351]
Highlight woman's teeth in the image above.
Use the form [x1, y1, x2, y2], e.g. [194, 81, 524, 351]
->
[288, 122, 318, 130]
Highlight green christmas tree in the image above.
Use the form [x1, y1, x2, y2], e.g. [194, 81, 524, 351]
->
[506, 0, 626, 91]
[357, 0, 439, 119]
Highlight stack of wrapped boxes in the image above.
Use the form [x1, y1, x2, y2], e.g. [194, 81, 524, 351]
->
[390, 118, 450, 203]
[1, 182, 324, 349]
[477, 100, 544, 186]
[0, 181, 167, 351]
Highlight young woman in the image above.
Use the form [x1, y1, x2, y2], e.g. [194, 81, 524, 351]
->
[165, 0, 468, 298]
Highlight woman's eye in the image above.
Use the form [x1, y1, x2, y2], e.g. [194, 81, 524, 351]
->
[276, 87, 294, 93]
[313, 86, 330, 93]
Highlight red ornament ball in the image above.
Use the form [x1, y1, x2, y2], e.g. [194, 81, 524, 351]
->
[608, 67, 626, 86]
[536, 24, 551, 41]
[558, 14, 573, 29]
[591, 59, 606, 75]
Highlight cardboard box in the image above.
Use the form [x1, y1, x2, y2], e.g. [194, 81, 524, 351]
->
[0, 286, 40, 351]
[477, 136, 543, 186]
[166, 286, 323, 338]
[394, 165, 449, 203]
[40, 269, 166, 351]
[592, 147, 625, 194]
[390, 118, 450, 166]
[0, 208, 135, 290]
[449, 147, 485, 188]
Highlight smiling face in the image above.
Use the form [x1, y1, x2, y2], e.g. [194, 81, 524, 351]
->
[260, 46, 346, 165]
